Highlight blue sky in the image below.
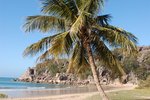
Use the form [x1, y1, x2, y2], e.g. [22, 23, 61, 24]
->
[0, 0, 150, 77]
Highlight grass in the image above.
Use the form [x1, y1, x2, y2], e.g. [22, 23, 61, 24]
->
[0, 93, 8, 98]
[85, 88, 150, 100]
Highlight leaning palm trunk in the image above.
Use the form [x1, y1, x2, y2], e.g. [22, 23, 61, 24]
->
[86, 41, 109, 100]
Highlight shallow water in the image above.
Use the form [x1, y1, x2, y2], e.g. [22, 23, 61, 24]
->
[0, 85, 115, 98]
[0, 77, 114, 98]
[0, 77, 66, 89]
[0, 86, 96, 98]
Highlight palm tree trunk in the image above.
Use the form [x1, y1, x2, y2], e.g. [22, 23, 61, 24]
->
[86, 42, 109, 100]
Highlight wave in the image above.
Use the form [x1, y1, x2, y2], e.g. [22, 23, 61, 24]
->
[27, 87, 46, 89]
[0, 77, 68, 91]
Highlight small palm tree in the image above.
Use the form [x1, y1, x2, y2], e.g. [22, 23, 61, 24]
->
[23, 0, 137, 100]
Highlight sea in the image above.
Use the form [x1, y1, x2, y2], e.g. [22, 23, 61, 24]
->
[0, 77, 109, 98]
[0, 77, 65, 90]
[0, 77, 70, 98]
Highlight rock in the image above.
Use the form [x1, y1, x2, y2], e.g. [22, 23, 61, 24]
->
[59, 75, 68, 81]
[19, 67, 36, 82]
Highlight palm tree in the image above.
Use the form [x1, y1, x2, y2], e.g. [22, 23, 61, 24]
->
[23, 0, 137, 100]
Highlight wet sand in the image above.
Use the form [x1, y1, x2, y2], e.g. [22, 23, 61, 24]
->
[0, 85, 96, 98]
[0, 84, 136, 100]
[0, 85, 117, 98]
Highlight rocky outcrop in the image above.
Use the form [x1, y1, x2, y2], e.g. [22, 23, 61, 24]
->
[19, 67, 36, 82]
[138, 46, 150, 64]
[19, 59, 94, 85]
[19, 69, 91, 85]
[97, 67, 111, 85]
[19, 46, 150, 85]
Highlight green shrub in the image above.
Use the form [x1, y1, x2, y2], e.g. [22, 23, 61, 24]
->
[0, 93, 8, 98]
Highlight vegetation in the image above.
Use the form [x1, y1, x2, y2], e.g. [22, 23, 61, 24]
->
[35, 59, 68, 76]
[138, 49, 150, 80]
[35, 59, 91, 80]
[113, 48, 139, 73]
[0, 93, 8, 98]
[113, 47, 150, 81]
[138, 75, 150, 89]
[85, 88, 150, 100]
[23, 0, 137, 100]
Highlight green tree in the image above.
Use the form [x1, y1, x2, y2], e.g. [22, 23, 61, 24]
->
[23, 0, 137, 99]
[113, 48, 139, 74]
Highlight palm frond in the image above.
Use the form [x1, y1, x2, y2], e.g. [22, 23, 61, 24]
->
[48, 31, 73, 58]
[92, 24, 138, 55]
[37, 49, 51, 62]
[78, 0, 104, 16]
[70, 12, 86, 41]
[91, 33, 126, 76]
[23, 34, 58, 57]
[41, 0, 77, 21]
[89, 0, 104, 15]
[63, 0, 78, 18]
[95, 14, 111, 26]
[105, 25, 138, 43]
[24, 15, 66, 32]
[67, 42, 89, 74]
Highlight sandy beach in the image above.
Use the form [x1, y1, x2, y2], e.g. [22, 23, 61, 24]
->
[0, 84, 136, 100]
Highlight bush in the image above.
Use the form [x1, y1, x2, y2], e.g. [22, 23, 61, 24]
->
[0, 93, 8, 98]
[138, 75, 150, 89]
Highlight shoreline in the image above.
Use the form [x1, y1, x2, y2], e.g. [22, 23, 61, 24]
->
[0, 84, 136, 100]
[0, 84, 136, 99]
[0, 85, 97, 98]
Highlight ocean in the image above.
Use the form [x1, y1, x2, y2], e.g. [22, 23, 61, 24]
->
[0, 77, 97, 98]
[0, 77, 110, 98]
[0, 77, 65, 90]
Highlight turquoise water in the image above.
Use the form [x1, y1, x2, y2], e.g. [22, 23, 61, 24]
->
[0, 77, 65, 89]
[0, 78, 110, 98]
[0, 77, 99, 98]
